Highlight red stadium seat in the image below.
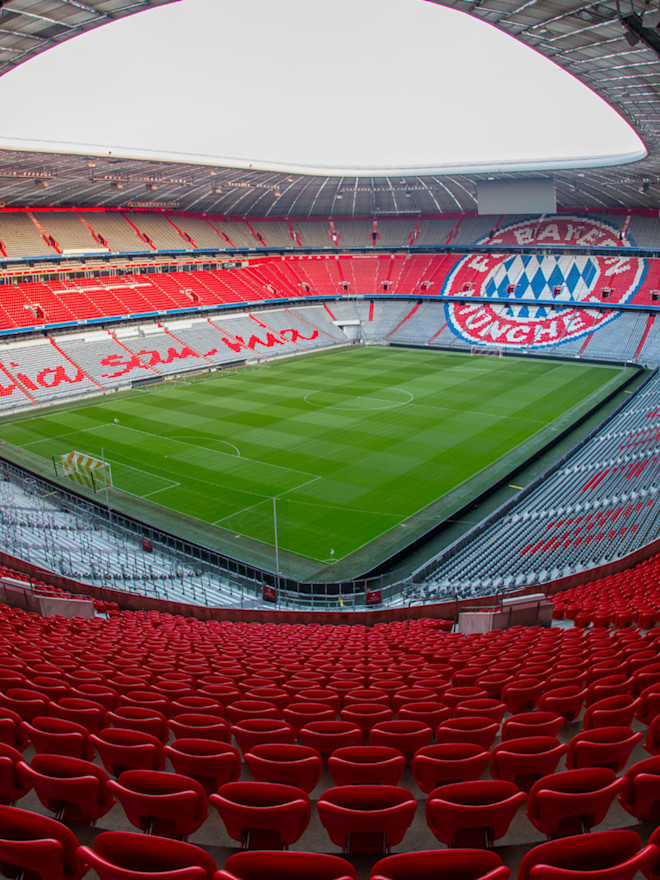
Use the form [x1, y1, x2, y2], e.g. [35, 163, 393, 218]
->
[328, 746, 406, 786]
[0, 688, 50, 721]
[526, 767, 625, 838]
[502, 679, 545, 714]
[317, 784, 417, 854]
[299, 721, 363, 760]
[490, 737, 567, 792]
[108, 769, 208, 839]
[368, 720, 433, 760]
[49, 697, 107, 734]
[108, 706, 169, 743]
[618, 755, 660, 821]
[0, 742, 31, 804]
[453, 698, 507, 724]
[171, 696, 225, 718]
[232, 719, 295, 754]
[18, 753, 114, 824]
[225, 700, 281, 725]
[90, 728, 165, 777]
[436, 715, 499, 749]
[164, 738, 241, 794]
[210, 781, 311, 849]
[282, 701, 335, 733]
[426, 779, 526, 848]
[565, 726, 643, 772]
[538, 687, 587, 724]
[644, 715, 660, 755]
[78, 830, 217, 879]
[0, 804, 83, 880]
[0, 708, 29, 751]
[412, 742, 490, 793]
[340, 703, 393, 735]
[169, 713, 231, 743]
[397, 701, 450, 728]
[371, 849, 510, 880]
[22, 716, 93, 760]
[582, 695, 639, 730]
[517, 830, 657, 880]
[216, 850, 357, 880]
[646, 827, 660, 880]
[502, 712, 564, 740]
[244, 743, 322, 793]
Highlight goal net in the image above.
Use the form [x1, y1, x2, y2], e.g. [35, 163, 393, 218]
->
[54, 451, 113, 493]
[470, 345, 504, 358]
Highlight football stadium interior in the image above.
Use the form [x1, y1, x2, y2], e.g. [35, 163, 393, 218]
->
[2, 0, 660, 877]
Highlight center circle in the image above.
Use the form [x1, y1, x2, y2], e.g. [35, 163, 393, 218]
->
[305, 388, 413, 410]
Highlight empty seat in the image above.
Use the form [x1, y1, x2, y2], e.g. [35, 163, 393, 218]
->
[582, 695, 639, 730]
[328, 746, 406, 786]
[210, 781, 311, 849]
[0, 804, 83, 880]
[502, 679, 545, 714]
[368, 720, 433, 760]
[340, 703, 393, 735]
[232, 719, 295, 754]
[426, 779, 526, 848]
[0, 707, 29, 751]
[108, 769, 208, 839]
[90, 727, 165, 777]
[216, 850, 357, 880]
[22, 716, 93, 760]
[0, 742, 32, 804]
[77, 830, 217, 879]
[225, 700, 281, 725]
[565, 726, 643, 772]
[490, 737, 567, 792]
[397, 701, 450, 728]
[49, 698, 107, 734]
[164, 738, 241, 794]
[619, 755, 660, 822]
[412, 743, 490, 794]
[244, 743, 322, 793]
[18, 753, 114, 824]
[0, 688, 50, 721]
[317, 784, 417, 854]
[517, 829, 657, 880]
[299, 721, 363, 760]
[538, 687, 587, 724]
[527, 767, 625, 838]
[436, 715, 499, 749]
[282, 701, 335, 733]
[502, 712, 564, 741]
[108, 706, 169, 743]
[371, 849, 510, 880]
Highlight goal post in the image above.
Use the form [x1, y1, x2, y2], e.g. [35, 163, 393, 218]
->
[54, 451, 113, 494]
[470, 344, 504, 358]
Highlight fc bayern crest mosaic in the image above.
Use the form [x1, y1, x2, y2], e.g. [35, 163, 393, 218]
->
[443, 217, 648, 349]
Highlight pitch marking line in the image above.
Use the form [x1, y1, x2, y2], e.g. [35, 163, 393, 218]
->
[112, 423, 316, 482]
[304, 388, 414, 410]
[212, 475, 323, 526]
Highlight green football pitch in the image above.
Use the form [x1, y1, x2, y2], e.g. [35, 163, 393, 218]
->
[0, 347, 629, 578]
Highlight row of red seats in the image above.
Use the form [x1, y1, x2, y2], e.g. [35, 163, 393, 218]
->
[0, 606, 659, 875]
[552, 550, 660, 627]
[4, 808, 659, 880]
[4, 742, 658, 850]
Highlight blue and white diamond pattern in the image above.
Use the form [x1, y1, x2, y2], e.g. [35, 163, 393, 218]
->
[483, 255, 599, 319]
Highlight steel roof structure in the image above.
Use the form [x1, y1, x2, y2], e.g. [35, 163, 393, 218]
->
[0, 0, 658, 216]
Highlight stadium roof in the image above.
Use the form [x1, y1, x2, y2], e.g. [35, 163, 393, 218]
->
[0, 0, 176, 76]
[0, 0, 658, 216]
